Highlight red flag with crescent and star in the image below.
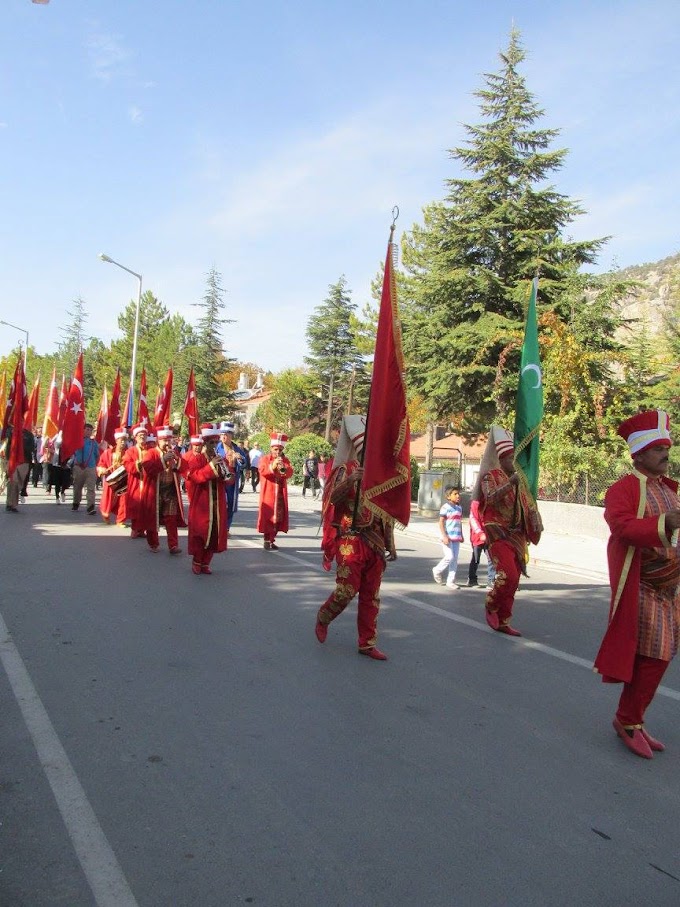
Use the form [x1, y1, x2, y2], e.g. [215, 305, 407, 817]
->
[183, 367, 199, 436]
[5, 355, 28, 478]
[42, 368, 60, 441]
[94, 383, 109, 445]
[60, 353, 85, 463]
[24, 373, 41, 430]
[106, 369, 122, 445]
[154, 367, 173, 427]
[137, 368, 151, 430]
[57, 374, 69, 431]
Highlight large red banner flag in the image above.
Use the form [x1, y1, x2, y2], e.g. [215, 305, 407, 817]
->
[57, 374, 69, 430]
[154, 367, 173, 427]
[60, 353, 85, 463]
[0, 371, 7, 434]
[360, 225, 411, 527]
[24, 373, 41, 430]
[7, 355, 28, 478]
[106, 368, 122, 445]
[42, 368, 60, 440]
[137, 368, 151, 430]
[94, 383, 109, 445]
[183, 367, 199, 436]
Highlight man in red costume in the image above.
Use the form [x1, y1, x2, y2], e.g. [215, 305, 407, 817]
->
[185, 423, 234, 575]
[97, 428, 128, 527]
[181, 434, 204, 506]
[473, 426, 542, 637]
[315, 416, 396, 661]
[257, 432, 294, 550]
[124, 423, 186, 553]
[123, 424, 150, 539]
[594, 409, 680, 759]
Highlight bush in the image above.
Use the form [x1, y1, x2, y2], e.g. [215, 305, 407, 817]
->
[281, 433, 334, 484]
[410, 456, 420, 501]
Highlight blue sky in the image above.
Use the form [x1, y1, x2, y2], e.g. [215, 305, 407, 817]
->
[1, 0, 679, 374]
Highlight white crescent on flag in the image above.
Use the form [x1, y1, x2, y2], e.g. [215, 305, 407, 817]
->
[521, 363, 542, 389]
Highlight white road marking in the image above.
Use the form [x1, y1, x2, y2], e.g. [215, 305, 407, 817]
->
[0, 613, 139, 907]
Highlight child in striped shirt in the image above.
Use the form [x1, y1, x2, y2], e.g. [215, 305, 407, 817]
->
[432, 485, 464, 589]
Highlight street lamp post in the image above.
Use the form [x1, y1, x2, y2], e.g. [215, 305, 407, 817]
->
[98, 253, 142, 426]
[0, 319, 29, 375]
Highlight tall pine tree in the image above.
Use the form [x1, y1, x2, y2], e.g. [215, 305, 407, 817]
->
[305, 276, 363, 441]
[192, 266, 234, 421]
[401, 29, 606, 433]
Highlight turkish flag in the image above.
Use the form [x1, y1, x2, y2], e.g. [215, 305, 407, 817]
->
[24, 373, 41, 430]
[94, 384, 109, 445]
[60, 353, 85, 463]
[106, 369, 122, 445]
[154, 367, 173, 427]
[57, 374, 69, 431]
[42, 368, 60, 441]
[361, 232, 411, 527]
[183, 367, 199, 436]
[7, 355, 28, 477]
[137, 368, 151, 430]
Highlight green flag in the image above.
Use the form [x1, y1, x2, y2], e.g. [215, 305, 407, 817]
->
[514, 277, 542, 499]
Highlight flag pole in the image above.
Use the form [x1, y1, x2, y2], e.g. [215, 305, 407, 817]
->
[351, 208, 399, 531]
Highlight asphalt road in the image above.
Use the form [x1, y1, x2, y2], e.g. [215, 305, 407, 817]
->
[1, 488, 679, 907]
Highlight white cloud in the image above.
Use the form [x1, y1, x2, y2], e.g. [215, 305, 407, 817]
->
[85, 27, 130, 83]
[128, 106, 143, 125]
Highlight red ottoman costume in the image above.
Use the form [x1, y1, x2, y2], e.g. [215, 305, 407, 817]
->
[257, 433, 294, 549]
[475, 426, 542, 635]
[185, 423, 234, 574]
[97, 429, 128, 526]
[594, 409, 680, 759]
[315, 416, 396, 660]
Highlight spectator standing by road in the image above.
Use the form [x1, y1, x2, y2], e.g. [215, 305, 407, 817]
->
[302, 449, 320, 498]
[71, 422, 99, 514]
[432, 485, 464, 588]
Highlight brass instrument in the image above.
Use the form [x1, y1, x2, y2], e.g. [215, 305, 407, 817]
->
[211, 455, 233, 481]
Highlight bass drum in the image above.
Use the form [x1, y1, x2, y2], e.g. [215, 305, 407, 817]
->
[105, 465, 128, 496]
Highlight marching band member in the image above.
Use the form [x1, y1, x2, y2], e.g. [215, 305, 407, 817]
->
[123, 424, 150, 539]
[97, 428, 128, 527]
[257, 432, 294, 550]
[186, 423, 234, 575]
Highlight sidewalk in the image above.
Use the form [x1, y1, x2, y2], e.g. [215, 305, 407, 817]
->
[402, 504, 609, 582]
[289, 489, 609, 583]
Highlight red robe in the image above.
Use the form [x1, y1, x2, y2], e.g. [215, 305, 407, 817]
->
[180, 448, 204, 505]
[186, 454, 234, 555]
[257, 452, 294, 535]
[594, 471, 679, 684]
[97, 447, 128, 523]
[124, 445, 186, 532]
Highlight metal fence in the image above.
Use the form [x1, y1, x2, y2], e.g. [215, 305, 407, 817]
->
[418, 456, 620, 507]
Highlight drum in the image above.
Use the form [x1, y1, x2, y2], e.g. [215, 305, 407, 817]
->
[105, 465, 128, 496]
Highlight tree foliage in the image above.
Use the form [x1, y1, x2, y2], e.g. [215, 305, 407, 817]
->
[305, 276, 364, 440]
[192, 267, 235, 421]
[400, 29, 608, 434]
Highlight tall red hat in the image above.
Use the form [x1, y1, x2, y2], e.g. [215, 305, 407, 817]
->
[201, 422, 220, 439]
[270, 432, 288, 447]
[156, 425, 174, 439]
[618, 409, 672, 456]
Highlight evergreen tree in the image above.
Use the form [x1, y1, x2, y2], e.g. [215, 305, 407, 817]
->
[305, 276, 363, 441]
[400, 29, 607, 433]
[109, 291, 196, 407]
[58, 296, 89, 376]
[192, 267, 234, 421]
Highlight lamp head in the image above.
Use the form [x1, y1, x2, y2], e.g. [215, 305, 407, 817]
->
[98, 253, 113, 263]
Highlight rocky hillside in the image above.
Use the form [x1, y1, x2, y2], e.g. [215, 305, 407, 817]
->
[616, 251, 680, 336]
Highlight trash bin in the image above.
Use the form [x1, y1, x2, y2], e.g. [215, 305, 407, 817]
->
[417, 470, 460, 517]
